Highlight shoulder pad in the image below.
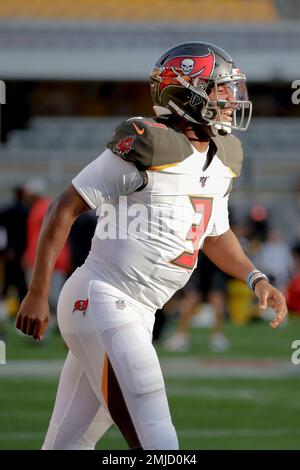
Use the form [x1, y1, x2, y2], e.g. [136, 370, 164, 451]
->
[106, 118, 192, 170]
[212, 134, 243, 177]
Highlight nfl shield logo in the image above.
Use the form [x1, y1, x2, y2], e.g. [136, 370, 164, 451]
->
[200, 176, 209, 187]
[115, 299, 126, 310]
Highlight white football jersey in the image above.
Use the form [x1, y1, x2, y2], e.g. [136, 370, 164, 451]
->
[72, 137, 235, 310]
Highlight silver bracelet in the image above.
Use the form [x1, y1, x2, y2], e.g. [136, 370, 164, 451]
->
[246, 269, 269, 291]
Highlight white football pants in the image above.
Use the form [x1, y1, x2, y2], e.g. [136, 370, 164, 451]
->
[42, 267, 178, 450]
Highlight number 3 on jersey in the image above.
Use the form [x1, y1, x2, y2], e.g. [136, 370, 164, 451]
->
[172, 196, 213, 269]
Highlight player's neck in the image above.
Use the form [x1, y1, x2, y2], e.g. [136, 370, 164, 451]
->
[167, 117, 212, 153]
[183, 128, 210, 153]
[170, 120, 211, 153]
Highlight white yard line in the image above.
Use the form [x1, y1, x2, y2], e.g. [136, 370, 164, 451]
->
[0, 428, 297, 442]
[0, 432, 44, 441]
[0, 358, 299, 379]
[166, 385, 266, 401]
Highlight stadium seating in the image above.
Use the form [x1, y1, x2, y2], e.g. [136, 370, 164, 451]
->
[1, 117, 299, 198]
[0, 0, 279, 22]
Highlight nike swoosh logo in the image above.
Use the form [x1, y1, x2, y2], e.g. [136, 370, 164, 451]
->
[132, 122, 145, 135]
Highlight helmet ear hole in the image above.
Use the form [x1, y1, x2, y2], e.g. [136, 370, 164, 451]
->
[204, 110, 214, 119]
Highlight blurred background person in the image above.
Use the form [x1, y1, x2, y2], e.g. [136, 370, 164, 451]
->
[254, 229, 293, 291]
[0, 186, 28, 325]
[162, 252, 230, 353]
[23, 178, 71, 319]
[285, 243, 300, 316]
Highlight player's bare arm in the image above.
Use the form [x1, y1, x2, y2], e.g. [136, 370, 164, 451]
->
[202, 229, 288, 328]
[16, 184, 89, 340]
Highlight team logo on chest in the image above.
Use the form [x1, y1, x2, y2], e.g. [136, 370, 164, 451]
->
[199, 176, 209, 187]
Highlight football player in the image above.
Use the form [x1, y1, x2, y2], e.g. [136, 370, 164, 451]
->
[16, 42, 287, 450]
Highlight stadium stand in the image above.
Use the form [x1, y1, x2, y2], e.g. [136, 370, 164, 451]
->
[0, 0, 279, 22]
[1, 117, 300, 194]
[275, 0, 300, 19]
[1, 20, 299, 81]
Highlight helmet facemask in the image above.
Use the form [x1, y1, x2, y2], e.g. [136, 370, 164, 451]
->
[198, 71, 252, 132]
[167, 70, 252, 132]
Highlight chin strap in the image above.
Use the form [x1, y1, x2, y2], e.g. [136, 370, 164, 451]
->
[213, 123, 231, 135]
[153, 105, 229, 137]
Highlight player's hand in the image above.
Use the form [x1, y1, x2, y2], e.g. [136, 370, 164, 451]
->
[16, 293, 50, 340]
[254, 280, 288, 328]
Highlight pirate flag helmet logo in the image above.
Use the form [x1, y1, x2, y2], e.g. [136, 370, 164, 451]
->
[159, 52, 215, 94]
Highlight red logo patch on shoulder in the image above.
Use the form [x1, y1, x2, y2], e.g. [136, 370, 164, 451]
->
[113, 135, 135, 156]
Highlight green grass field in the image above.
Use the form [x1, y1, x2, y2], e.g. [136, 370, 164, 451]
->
[1, 316, 300, 450]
